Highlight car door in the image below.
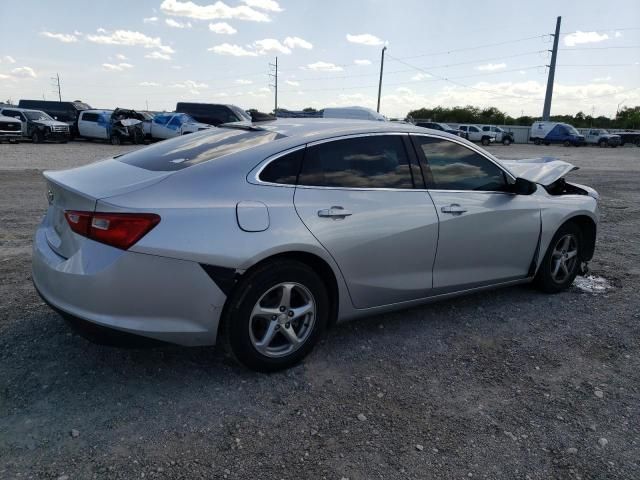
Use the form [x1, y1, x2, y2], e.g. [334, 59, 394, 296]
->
[468, 126, 481, 141]
[293, 133, 440, 309]
[411, 134, 540, 292]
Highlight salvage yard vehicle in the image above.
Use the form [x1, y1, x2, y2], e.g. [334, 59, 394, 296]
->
[482, 125, 515, 145]
[277, 106, 386, 121]
[530, 121, 585, 146]
[0, 107, 70, 143]
[415, 121, 460, 136]
[175, 102, 250, 126]
[18, 99, 91, 139]
[458, 124, 495, 145]
[32, 120, 599, 372]
[77, 109, 145, 145]
[584, 129, 621, 148]
[616, 130, 640, 147]
[148, 112, 212, 139]
[0, 114, 23, 143]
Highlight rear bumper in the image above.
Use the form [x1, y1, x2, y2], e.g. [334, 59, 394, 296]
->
[32, 224, 226, 346]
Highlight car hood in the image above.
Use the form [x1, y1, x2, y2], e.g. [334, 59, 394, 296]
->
[499, 157, 578, 186]
[33, 120, 68, 127]
[0, 115, 21, 123]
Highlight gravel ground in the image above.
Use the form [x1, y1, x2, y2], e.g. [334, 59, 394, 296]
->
[1, 140, 639, 479]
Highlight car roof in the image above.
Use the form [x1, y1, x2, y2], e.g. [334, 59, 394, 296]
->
[1, 107, 45, 113]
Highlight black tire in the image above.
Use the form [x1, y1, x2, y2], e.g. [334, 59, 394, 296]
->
[563, 140, 571, 147]
[503, 138, 512, 146]
[599, 139, 607, 148]
[544, 142, 550, 146]
[533, 138, 541, 145]
[109, 134, 121, 146]
[481, 137, 490, 146]
[535, 222, 583, 293]
[224, 260, 329, 372]
[31, 131, 43, 144]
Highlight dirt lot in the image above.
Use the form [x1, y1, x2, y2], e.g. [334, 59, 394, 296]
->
[1, 141, 639, 479]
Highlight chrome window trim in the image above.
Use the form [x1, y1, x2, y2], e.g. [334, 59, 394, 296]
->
[250, 132, 417, 191]
[410, 132, 517, 183]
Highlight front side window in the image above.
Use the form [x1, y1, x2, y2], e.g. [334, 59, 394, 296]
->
[414, 137, 508, 192]
[167, 115, 184, 129]
[299, 135, 414, 189]
[459, 126, 467, 131]
[153, 114, 172, 126]
[24, 111, 53, 121]
[469, 126, 480, 133]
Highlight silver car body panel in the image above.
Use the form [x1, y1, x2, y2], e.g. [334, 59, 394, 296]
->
[32, 120, 598, 345]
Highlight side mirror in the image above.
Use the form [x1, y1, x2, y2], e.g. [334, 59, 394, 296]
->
[510, 177, 537, 195]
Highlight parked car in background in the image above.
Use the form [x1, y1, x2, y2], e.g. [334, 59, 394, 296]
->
[78, 109, 145, 145]
[482, 125, 514, 146]
[18, 99, 91, 139]
[458, 125, 495, 145]
[415, 121, 460, 136]
[148, 112, 212, 139]
[175, 103, 250, 126]
[277, 106, 387, 121]
[32, 120, 598, 372]
[584, 129, 621, 148]
[530, 121, 585, 146]
[0, 114, 23, 143]
[0, 107, 70, 143]
[616, 130, 640, 147]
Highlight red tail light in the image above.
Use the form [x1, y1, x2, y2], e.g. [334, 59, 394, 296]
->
[64, 211, 160, 250]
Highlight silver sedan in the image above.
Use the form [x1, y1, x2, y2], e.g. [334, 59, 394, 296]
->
[32, 120, 598, 371]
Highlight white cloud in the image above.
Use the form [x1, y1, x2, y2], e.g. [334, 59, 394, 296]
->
[354, 59, 371, 66]
[102, 62, 134, 71]
[614, 31, 623, 38]
[139, 81, 161, 86]
[411, 73, 431, 81]
[145, 51, 172, 60]
[241, 0, 282, 11]
[73, 30, 83, 36]
[160, 0, 271, 22]
[40, 31, 78, 43]
[0, 73, 10, 80]
[214, 92, 229, 97]
[86, 29, 174, 54]
[2, 55, 16, 64]
[593, 75, 612, 82]
[171, 79, 208, 94]
[166, 18, 192, 28]
[209, 22, 237, 34]
[283, 36, 312, 50]
[208, 43, 257, 56]
[115, 53, 128, 60]
[285, 80, 300, 86]
[476, 62, 507, 71]
[236, 79, 253, 85]
[254, 38, 291, 55]
[564, 31, 609, 47]
[143, 16, 159, 23]
[306, 61, 343, 72]
[11, 66, 37, 78]
[346, 33, 383, 46]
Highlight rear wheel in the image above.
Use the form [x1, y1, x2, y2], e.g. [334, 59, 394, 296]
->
[534, 138, 541, 145]
[225, 260, 329, 372]
[481, 137, 490, 146]
[535, 223, 582, 293]
[31, 131, 43, 144]
[109, 134, 121, 145]
[503, 137, 512, 146]
[599, 139, 607, 148]
[563, 140, 571, 147]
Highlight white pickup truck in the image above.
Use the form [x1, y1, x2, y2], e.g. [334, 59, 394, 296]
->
[457, 125, 496, 146]
[584, 129, 621, 148]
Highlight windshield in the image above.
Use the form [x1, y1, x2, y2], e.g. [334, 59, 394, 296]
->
[24, 111, 54, 121]
[439, 123, 453, 130]
[566, 124, 580, 135]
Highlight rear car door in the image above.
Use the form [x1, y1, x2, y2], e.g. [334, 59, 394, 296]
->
[293, 133, 439, 309]
[411, 135, 540, 292]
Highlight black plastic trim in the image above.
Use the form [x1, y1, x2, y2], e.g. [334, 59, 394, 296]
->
[200, 264, 239, 296]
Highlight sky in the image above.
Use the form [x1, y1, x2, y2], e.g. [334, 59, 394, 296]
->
[0, 0, 639, 118]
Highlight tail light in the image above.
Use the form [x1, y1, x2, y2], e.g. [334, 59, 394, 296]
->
[65, 211, 160, 250]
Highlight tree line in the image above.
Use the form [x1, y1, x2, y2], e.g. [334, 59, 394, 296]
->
[404, 105, 640, 130]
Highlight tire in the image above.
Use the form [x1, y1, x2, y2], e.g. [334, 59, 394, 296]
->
[535, 222, 583, 293]
[109, 134, 121, 145]
[544, 142, 550, 146]
[533, 139, 541, 145]
[481, 137, 490, 146]
[502, 138, 512, 146]
[31, 131, 43, 144]
[563, 140, 571, 147]
[599, 139, 607, 148]
[224, 260, 329, 372]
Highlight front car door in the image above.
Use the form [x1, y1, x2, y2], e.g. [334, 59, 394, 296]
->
[293, 133, 439, 309]
[411, 134, 540, 292]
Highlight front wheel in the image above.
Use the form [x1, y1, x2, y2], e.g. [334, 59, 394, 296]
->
[533, 138, 541, 145]
[225, 260, 329, 372]
[481, 137, 490, 146]
[599, 139, 607, 148]
[535, 223, 582, 293]
[109, 134, 121, 145]
[563, 140, 571, 147]
[31, 131, 43, 144]
[503, 138, 512, 146]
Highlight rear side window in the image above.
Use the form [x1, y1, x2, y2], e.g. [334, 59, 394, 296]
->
[414, 137, 508, 191]
[298, 135, 414, 189]
[259, 149, 303, 185]
[119, 128, 285, 171]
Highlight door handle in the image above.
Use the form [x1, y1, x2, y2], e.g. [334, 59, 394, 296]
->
[441, 204, 467, 215]
[317, 206, 353, 218]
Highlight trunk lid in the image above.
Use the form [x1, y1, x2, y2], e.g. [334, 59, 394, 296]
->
[43, 159, 172, 258]
[498, 157, 578, 186]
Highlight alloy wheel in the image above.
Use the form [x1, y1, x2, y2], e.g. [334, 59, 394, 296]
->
[248, 282, 316, 358]
[550, 234, 579, 283]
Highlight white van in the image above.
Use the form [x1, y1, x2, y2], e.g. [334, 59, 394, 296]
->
[530, 121, 585, 146]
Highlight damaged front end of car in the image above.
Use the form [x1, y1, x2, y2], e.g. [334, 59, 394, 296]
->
[109, 108, 146, 145]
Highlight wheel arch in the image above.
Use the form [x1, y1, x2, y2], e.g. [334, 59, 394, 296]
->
[565, 215, 597, 261]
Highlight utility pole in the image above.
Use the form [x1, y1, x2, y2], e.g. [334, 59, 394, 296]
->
[51, 73, 62, 101]
[269, 57, 278, 114]
[542, 16, 561, 121]
[377, 46, 387, 113]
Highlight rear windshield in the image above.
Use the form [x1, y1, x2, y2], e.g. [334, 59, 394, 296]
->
[118, 127, 285, 171]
